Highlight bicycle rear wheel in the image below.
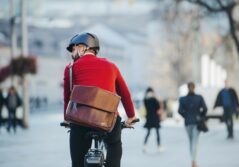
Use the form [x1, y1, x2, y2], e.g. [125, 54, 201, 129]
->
[84, 150, 104, 167]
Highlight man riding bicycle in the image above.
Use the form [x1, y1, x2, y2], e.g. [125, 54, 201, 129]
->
[63, 32, 137, 167]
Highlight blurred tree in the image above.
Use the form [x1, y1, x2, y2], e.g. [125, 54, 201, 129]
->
[153, 0, 202, 87]
[11, 56, 37, 76]
[0, 66, 11, 83]
[0, 56, 37, 83]
[180, 0, 239, 58]
[149, 0, 239, 95]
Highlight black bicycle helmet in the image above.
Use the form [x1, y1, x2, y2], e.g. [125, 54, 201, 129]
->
[66, 32, 100, 53]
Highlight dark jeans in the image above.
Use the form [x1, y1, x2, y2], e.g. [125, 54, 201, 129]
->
[70, 116, 122, 167]
[7, 108, 17, 132]
[223, 107, 234, 138]
[144, 128, 160, 146]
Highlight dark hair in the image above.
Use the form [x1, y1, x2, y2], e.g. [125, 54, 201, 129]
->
[187, 82, 195, 92]
[8, 86, 16, 93]
[146, 87, 154, 93]
[144, 87, 154, 99]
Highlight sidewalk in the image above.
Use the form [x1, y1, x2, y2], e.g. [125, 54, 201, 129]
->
[0, 110, 239, 167]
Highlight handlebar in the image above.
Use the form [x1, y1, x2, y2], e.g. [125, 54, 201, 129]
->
[121, 118, 140, 129]
[60, 122, 70, 127]
[60, 118, 140, 129]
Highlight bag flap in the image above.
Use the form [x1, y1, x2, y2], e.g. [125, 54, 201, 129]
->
[70, 85, 121, 113]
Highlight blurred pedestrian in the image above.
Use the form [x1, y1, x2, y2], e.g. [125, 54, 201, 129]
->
[5, 86, 22, 133]
[0, 88, 4, 131]
[43, 96, 48, 109]
[35, 96, 41, 110]
[143, 87, 164, 153]
[214, 80, 239, 139]
[178, 82, 207, 167]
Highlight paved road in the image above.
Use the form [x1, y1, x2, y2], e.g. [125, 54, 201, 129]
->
[0, 110, 239, 167]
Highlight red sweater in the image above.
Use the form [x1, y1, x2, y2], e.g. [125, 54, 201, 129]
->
[63, 54, 135, 120]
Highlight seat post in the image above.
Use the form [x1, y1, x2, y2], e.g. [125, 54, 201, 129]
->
[91, 135, 99, 149]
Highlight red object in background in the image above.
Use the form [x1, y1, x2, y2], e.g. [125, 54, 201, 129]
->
[0, 56, 37, 83]
[0, 65, 11, 82]
[11, 56, 37, 76]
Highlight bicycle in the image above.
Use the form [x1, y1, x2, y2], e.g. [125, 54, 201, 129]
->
[60, 118, 140, 167]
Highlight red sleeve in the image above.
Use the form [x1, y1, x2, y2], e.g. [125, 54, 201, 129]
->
[63, 65, 70, 120]
[115, 66, 135, 118]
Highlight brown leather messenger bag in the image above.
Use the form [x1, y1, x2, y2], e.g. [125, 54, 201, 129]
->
[65, 63, 121, 132]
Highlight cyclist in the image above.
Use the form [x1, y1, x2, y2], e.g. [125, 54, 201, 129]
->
[63, 32, 137, 167]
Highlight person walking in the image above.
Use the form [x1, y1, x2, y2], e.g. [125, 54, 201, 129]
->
[143, 87, 164, 153]
[214, 80, 239, 139]
[63, 32, 137, 167]
[5, 86, 22, 133]
[178, 82, 207, 167]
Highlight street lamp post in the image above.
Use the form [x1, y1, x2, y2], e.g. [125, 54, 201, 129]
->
[21, 0, 29, 128]
[10, 0, 17, 84]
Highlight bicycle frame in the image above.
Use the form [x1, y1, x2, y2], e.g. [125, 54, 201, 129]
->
[84, 133, 107, 167]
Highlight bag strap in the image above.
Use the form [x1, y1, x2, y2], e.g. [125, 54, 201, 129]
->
[69, 62, 74, 92]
